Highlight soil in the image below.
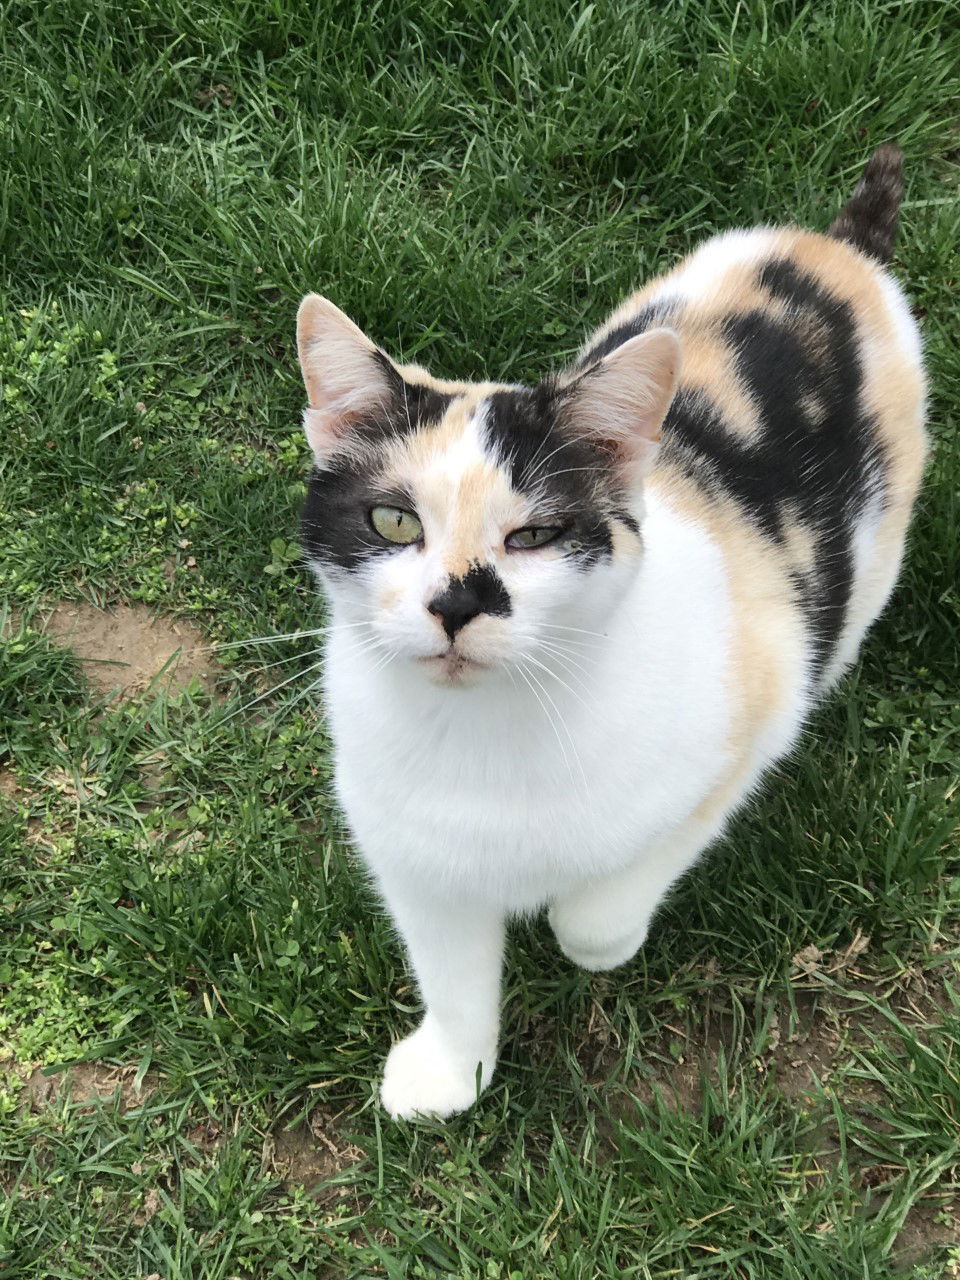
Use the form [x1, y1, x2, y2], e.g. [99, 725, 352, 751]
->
[265, 1106, 362, 1196]
[36, 602, 217, 699]
[893, 1200, 959, 1270]
[0, 770, 22, 799]
[584, 945, 959, 1268]
[9, 1059, 158, 1113]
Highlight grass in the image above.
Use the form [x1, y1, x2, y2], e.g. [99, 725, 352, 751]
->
[1, 0, 959, 1275]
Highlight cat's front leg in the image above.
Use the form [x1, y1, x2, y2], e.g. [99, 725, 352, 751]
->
[549, 819, 717, 972]
[376, 874, 505, 1120]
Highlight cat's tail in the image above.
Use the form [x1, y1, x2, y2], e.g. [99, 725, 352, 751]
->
[827, 143, 904, 264]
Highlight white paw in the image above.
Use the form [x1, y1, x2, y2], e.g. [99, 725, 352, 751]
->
[549, 901, 648, 973]
[380, 1020, 494, 1120]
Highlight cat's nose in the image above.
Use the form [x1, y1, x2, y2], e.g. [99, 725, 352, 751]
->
[427, 581, 483, 641]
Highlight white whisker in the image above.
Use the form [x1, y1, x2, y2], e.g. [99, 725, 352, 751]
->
[537, 633, 597, 663]
[514, 662, 572, 775]
[535, 641, 592, 689]
[368, 648, 400, 678]
[234, 645, 327, 681]
[213, 620, 372, 651]
[523, 653, 592, 710]
[211, 658, 328, 729]
[520, 435, 578, 488]
[272, 671, 327, 720]
[532, 464, 606, 483]
[517, 660, 588, 793]
[541, 623, 609, 641]
[211, 631, 388, 730]
[537, 632, 593, 659]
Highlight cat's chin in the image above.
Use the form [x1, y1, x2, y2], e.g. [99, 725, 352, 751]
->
[418, 651, 489, 687]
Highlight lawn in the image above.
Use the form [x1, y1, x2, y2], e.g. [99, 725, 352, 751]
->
[1, 1, 959, 1276]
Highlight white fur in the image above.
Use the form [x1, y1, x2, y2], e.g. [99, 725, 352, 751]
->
[822, 489, 887, 683]
[326, 494, 733, 907]
[874, 270, 924, 367]
[661, 227, 778, 300]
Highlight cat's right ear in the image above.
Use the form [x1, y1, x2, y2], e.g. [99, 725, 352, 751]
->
[562, 328, 681, 483]
[296, 294, 396, 464]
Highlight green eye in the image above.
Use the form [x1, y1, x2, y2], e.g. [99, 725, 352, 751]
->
[370, 505, 423, 545]
[506, 525, 565, 550]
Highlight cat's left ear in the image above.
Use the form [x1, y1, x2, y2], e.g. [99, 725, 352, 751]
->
[562, 328, 681, 481]
[296, 294, 397, 464]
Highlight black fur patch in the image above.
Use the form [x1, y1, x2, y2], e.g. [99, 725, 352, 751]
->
[301, 363, 453, 571]
[459, 564, 512, 617]
[374, 354, 454, 438]
[428, 565, 512, 639]
[482, 387, 615, 565]
[573, 299, 679, 370]
[658, 258, 883, 672]
[612, 509, 641, 538]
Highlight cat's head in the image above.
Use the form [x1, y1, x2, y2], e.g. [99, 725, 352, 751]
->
[296, 295, 679, 686]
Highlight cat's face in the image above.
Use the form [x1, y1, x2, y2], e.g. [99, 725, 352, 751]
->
[297, 296, 678, 686]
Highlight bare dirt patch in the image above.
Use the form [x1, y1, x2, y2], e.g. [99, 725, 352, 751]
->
[37, 602, 217, 699]
[265, 1106, 361, 1196]
[17, 1060, 159, 1114]
[0, 770, 22, 801]
[617, 1002, 852, 1117]
[766, 1003, 843, 1104]
[893, 1199, 959, 1271]
[185, 1118, 226, 1151]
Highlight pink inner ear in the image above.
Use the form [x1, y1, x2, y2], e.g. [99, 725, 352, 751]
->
[565, 328, 681, 471]
[296, 293, 395, 463]
[302, 407, 344, 462]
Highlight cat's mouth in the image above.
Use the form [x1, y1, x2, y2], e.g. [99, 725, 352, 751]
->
[419, 649, 488, 684]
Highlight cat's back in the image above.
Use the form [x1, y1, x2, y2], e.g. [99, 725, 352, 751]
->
[585, 224, 925, 499]
[580, 221, 927, 689]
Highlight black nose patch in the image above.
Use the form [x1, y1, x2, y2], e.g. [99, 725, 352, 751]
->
[427, 565, 512, 641]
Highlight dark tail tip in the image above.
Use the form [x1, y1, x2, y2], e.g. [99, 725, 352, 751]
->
[827, 143, 904, 264]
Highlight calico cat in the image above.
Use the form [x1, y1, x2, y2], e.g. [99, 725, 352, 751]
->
[295, 145, 926, 1119]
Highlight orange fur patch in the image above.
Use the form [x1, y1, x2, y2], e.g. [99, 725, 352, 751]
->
[379, 386, 529, 576]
